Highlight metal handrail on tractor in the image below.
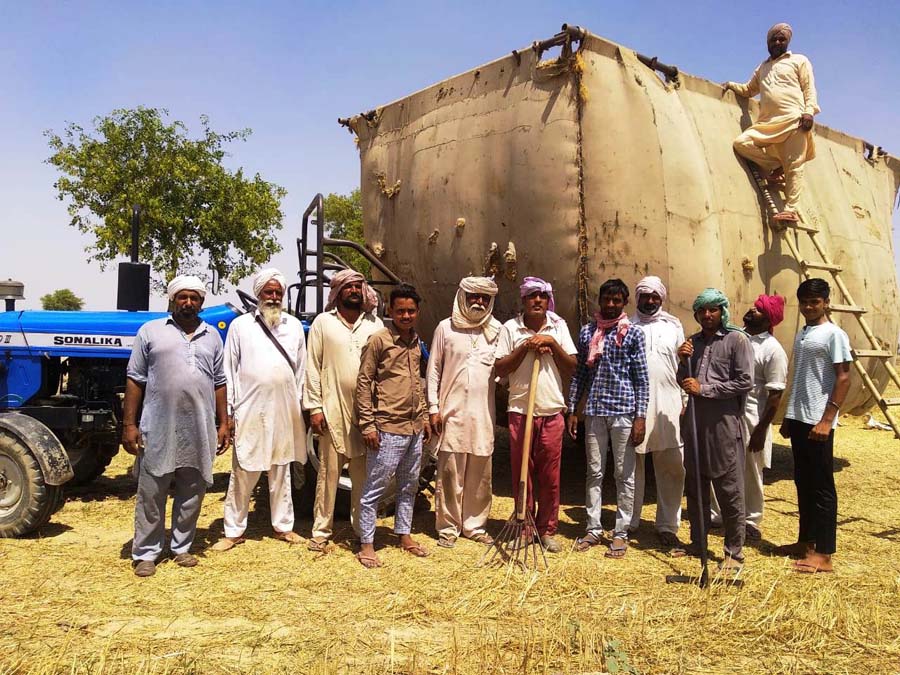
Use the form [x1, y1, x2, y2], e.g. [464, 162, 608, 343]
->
[289, 193, 403, 320]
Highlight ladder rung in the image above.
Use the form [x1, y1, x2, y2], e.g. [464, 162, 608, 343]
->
[776, 220, 820, 233]
[801, 260, 842, 273]
[828, 304, 866, 314]
[852, 349, 893, 358]
[880, 398, 900, 407]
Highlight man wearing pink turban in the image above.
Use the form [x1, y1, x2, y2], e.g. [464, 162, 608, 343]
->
[724, 23, 819, 222]
[495, 276, 578, 553]
[711, 293, 788, 541]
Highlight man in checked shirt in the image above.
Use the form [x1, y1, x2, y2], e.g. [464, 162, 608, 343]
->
[568, 279, 649, 559]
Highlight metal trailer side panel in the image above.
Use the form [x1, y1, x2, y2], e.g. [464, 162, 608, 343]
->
[354, 47, 582, 331]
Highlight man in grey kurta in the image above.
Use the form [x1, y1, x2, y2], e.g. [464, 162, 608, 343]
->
[122, 275, 229, 577]
[677, 288, 753, 572]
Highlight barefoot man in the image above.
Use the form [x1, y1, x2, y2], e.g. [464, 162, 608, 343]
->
[778, 279, 851, 574]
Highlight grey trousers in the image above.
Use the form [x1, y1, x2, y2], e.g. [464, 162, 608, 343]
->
[132, 462, 207, 562]
[685, 457, 745, 561]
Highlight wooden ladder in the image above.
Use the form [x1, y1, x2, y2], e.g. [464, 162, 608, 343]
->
[747, 162, 900, 438]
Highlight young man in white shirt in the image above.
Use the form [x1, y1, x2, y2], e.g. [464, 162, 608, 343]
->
[778, 278, 851, 573]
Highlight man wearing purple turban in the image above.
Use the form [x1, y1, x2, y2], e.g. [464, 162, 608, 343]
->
[724, 23, 819, 223]
[495, 276, 578, 553]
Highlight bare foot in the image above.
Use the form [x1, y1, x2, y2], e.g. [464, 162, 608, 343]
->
[794, 551, 833, 574]
[773, 541, 814, 559]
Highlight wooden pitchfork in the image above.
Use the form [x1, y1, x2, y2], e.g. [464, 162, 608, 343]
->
[478, 355, 548, 571]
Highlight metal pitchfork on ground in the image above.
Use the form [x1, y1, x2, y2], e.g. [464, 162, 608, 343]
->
[478, 355, 548, 571]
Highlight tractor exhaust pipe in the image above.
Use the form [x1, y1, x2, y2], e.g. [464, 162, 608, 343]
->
[116, 205, 150, 312]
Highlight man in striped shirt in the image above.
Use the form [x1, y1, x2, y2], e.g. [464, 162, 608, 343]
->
[568, 279, 649, 558]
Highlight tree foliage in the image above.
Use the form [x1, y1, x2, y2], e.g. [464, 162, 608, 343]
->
[40, 289, 84, 311]
[45, 107, 287, 292]
[323, 189, 369, 276]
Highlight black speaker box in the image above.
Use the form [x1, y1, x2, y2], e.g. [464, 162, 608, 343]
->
[117, 262, 151, 311]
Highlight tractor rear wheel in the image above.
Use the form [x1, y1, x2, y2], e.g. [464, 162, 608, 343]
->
[0, 429, 62, 537]
[65, 435, 119, 486]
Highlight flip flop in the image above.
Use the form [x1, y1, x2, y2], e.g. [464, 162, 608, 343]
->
[209, 537, 245, 552]
[604, 539, 628, 559]
[437, 535, 457, 549]
[573, 531, 603, 553]
[469, 532, 494, 546]
[401, 542, 430, 558]
[356, 552, 383, 568]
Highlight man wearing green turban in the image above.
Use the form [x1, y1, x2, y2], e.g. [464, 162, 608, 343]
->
[676, 288, 753, 573]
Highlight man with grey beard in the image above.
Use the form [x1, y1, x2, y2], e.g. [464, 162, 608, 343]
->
[427, 276, 502, 548]
[211, 268, 308, 551]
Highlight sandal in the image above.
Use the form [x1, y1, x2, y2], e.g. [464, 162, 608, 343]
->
[793, 561, 833, 574]
[469, 532, 494, 546]
[437, 534, 457, 549]
[209, 536, 245, 552]
[604, 538, 628, 559]
[307, 537, 329, 553]
[573, 531, 603, 553]
[274, 531, 303, 545]
[356, 551, 382, 568]
[773, 211, 799, 222]
[659, 532, 686, 558]
[401, 542, 430, 558]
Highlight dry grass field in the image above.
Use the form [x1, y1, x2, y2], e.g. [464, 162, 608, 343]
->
[1, 394, 899, 674]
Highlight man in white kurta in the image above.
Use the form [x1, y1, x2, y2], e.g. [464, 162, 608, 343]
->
[711, 294, 788, 539]
[725, 23, 819, 222]
[213, 269, 308, 550]
[427, 277, 502, 548]
[627, 277, 687, 551]
[304, 269, 383, 550]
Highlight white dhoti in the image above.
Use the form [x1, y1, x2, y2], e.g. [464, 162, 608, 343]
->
[223, 458, 295, 537]
[733, 127, 811, 211]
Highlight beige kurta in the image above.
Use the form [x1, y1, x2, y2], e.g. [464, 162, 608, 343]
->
[426, 317, 501, 456]
[303, 309, 383, 459]
[731, 51, 820, 154]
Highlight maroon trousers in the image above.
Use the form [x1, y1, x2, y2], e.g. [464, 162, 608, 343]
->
[508, 412, 564, 536]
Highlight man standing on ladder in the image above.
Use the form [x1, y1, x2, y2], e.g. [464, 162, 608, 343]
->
[724, 23, 819, 223]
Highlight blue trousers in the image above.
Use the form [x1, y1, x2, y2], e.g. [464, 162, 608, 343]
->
[358, 431, 423, 544]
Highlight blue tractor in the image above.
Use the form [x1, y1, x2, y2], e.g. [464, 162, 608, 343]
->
[0, 195, 413, 537]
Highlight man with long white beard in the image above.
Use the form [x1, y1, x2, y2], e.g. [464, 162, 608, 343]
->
[627, 276, 688, 555]
[211, 268, 307, 551]
[427, 277, 502, 548]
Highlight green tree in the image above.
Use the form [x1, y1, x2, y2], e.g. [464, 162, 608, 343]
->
[40, 289, 84, 311]
[323, 189, 369, 276]
[45, 107, 287, 292]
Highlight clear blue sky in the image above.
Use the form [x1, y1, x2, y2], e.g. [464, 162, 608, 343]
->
[1, 0, 898, 310]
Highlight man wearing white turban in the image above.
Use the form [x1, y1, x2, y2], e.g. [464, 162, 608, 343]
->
[724, 23, 819, 222]
[211, 268, 308, 551]
[303, 268, 383, 551]
[427, 277, 502, 547]
[124, 275, 228, 576]
[626, 276, 687, 554]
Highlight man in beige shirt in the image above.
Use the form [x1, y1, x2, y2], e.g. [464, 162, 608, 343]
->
[725, 23, 820, 222]
[427, 276, 502, 548]
[303, 270, 383, 552]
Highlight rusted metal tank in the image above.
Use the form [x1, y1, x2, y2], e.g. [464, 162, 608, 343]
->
[343, 25, 900, 414]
